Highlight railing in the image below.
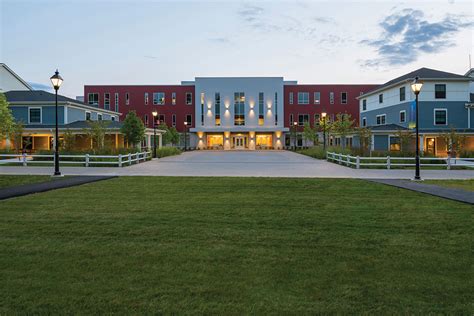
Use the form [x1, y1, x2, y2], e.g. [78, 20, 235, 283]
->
[326, 151, 474, 170]
[0, 152, 151, 167]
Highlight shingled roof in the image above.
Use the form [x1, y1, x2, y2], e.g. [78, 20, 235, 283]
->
[5, 90, 85, 104]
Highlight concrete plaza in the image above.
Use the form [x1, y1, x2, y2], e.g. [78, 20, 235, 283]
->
[1, 150, 474, 179]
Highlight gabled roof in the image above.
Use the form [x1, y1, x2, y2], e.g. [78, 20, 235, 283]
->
[0, 63, 33, 91]
[368, 124, 408, 131]
[359, 67, 471, 99]
[5, 90, 83, 104]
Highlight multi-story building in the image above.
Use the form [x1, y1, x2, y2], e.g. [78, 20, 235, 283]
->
[85, 78, 377, 150]
[357, 67, 474, 156]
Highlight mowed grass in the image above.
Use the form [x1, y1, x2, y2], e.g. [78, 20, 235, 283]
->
[424, 179, 474, 192]
[0, 175, 54, 189]
[0, 177, 471, 314]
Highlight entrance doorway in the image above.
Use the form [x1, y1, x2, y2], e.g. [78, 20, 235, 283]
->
[234, 136, 245, 149]
[426, 137, 436, 155]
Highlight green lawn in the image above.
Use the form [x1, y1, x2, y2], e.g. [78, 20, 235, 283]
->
[0, 177, 471, 314]
[0, 175, 54, 189]
[424, 179, 474, 192]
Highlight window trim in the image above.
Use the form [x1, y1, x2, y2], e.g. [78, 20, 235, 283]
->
[104, 93, 110, 108]
[434, 84, 447, 99]
[185, 92, 193, 105]
[145, 93, 149, 105]
[125, 93, 129, 105]
[185, 114, 193, 126]
[399, 86, 406, 102]
[329, 92, 335, 104]
[297, 113, 309, 126]
[376, 114, 386, 125]
[314, 113, 320, 126]
[399, 110, 406, 123]
[172, 92, 176, 105]
[88, 93, 99, 106]
[153, 92, 165, 105]
[378, 94, 383, 104]
[28, 107, 42, 124]
[362, 117, 367, 127]
[172, 114, 176, 127]
[97, 113, 103, 121]
[289, 92, 294, 105]
[314, 92, 321, 104]
[340, 92, 347, 104]
[85, 111, 91, 121]
[297, 92, 309, 105]
[433, 108, 448, 126]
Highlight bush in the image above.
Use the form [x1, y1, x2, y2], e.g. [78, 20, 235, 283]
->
[155, 147, 181, 158]
[297, 146, 326, 159]
[459, 150, 474, 158]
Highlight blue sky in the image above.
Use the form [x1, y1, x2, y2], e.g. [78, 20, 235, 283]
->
[1, 0, 473, 98]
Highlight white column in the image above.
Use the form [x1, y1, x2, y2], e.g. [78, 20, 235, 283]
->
[419, 135, 424, 152]
[370, 134, 375, 151]
[468, 108, 471, 129]
[158, 134, 162, 149]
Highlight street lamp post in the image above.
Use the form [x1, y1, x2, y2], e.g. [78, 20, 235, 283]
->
[411, 76, 424, 180]
[293, 121, 298, 151]
[321, 112, 327, 151]
[184, 121, 188, 151]
[152, 111, 158, 158]
[50, 70, 63, 176]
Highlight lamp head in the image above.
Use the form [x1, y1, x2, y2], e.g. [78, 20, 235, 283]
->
[411, 76, 423, 95]
[293, 121, 298, 126]
[152, 111, 158, 117]
[50, 69, 63, 90]
[184, 121, 188, 126]
[321, 112, 327, 118]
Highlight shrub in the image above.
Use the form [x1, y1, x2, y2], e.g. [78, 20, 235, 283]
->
[156, 147, 181, 158]
[297, 146, 326, 159]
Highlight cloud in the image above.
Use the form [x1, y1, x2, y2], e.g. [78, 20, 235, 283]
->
[313, 16, 336, 24]
[144, 55, 157, 59]
[237, 5, 264, 23]
[360, 9, 473, 67]
[28, 82, 53, 92]
[209, 37, 230, 44]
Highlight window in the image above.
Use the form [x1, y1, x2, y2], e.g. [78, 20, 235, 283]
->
[85, 111, 91, 121]
[258, 92, 264, 126]
[144, 114, 149, 126]
[234, 92, 245, 126]
[185, 114, 192, 126]
[314, 92, 320, 104]
[376, 114, 386, 125]
[153, 92, 165, 105]
[399, 110, 406, 123]
[399, 87, 406, 102]
[435, 84, 446, 99]
[172, 92, 176, 105]
[297, 92, 309, 104]
[200, 93, 205, 126]
[104, 93, 110, 110]
[434, 109, 447, 125]
[289, 114, 294, 125]
[28, 107, 41, 123]
[274, 92, 278, 125]
[111, 116, 115, 122]
[362, 117, 367, 127]
[362, 99, 367, 111]
[329, 92, 334, 104]
[186, 92, 193, 105]
[145, 93, 149, 105]
[390, 137, 401, 151]
[157, 114, 165, 124]
[341, 92, 347, 104]
[172, 114, 176, 127]
[115, 93, 119, 112]
[215, 93, 221, 126]
[298, 114, 309, 126]
[314, 114, 320, 126]
[125, 93, 129, 105]
[289, 92, 294, 105]
[98, 114, 103, 121]
[378, 94, 383, 103]
[88, 93, 99, 106]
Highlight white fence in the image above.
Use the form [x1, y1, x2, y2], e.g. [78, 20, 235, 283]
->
[0, 152, 151, 167]
[326, 151, 474, 170]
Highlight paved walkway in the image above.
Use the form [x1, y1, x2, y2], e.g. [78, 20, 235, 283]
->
[0, 151, 473, 179]
[368, 179, 474, 204]
[0, 176, 116, 200]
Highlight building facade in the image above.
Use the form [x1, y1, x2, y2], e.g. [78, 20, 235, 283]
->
[357, 68, 474, 156]
[84, 78, 378, 150]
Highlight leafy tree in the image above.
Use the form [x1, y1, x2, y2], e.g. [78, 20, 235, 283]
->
[302, 122, 318, 146]
[331, 113, 355, 149]
[120, 111, 145, 148]
[441, 127, 466, 157]
[158, 122, 179, 146]
[0, 92, 14, 142]
[395, 129, 413, 155]
[62, 128, 76, 152]
[11, 121, 26, 152]
[318, 116, 332, 147]
[83, 120, 110, 151]
[355, 127, 372, 156]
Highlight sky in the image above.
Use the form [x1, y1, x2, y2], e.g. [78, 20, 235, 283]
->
[1, 0, 473, 98]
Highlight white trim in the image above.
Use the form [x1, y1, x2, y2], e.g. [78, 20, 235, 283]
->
[85, 111, 91, 121]
[376, 114, 386, 125]
[341, 91, 347, 104]
[297, 92, 309, 105]
[0, 63, 33, 90]
[468, 107, 471, 129]
[362, 117, 367, 127]
[64, 106, 68, 124]
[186, 92, 193, 105]
[433, 108, 448, 126]
[28, 107, 42, 124]
[399, 110, 406, 123]
[314, 91, 321, 104]
[8, 101, 120, 116]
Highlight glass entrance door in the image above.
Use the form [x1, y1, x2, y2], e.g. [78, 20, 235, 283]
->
[234, 136, 245, 149]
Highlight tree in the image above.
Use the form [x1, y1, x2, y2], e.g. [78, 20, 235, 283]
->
[11, 121, 26, 152]
[355, 127, 372, 156]
[394, 129, 413, 155]
[318, 116, 332, 147]
[441, 127, 466, 157]
[302, 122, 318, 147]
[158, 122, 179, 146]
[120, 111, 145, 148]
[0, 92, 15, 143]
[62, 128, 76, 152]
[331, 113, 355, 149]
[83, 120, 110, 151]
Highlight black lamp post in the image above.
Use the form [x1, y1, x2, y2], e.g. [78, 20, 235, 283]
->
[293, 121, 298, 150]
[321, 112, 327, 150]
[152, 111, 158, 158]
[184, 121, 188, 151]
[411, 76, 424, 180]
[50, 70, 63, 176]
